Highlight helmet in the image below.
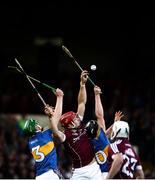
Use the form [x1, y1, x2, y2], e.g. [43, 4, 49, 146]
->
[111, 121, 129, 140]
[85, 120, 98, 139]
[60, 111, 76, 128]
[23, 118, 39, 136]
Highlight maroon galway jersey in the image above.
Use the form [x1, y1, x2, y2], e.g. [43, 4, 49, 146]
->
[108, 138, 142, 179]
[64, 124, 95, 168]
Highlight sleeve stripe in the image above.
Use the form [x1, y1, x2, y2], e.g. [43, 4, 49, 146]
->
[110, 142, 119, 153]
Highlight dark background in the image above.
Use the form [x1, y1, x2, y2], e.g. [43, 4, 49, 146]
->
[0, 5, 155, 178]
[0, 6, 155, 113]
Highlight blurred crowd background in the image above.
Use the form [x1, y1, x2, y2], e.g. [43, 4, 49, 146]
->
[0, 5, 155, 178]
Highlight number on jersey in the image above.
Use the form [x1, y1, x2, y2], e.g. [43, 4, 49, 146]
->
[122, 148, 137, 178]
[32, 145, 45, 162]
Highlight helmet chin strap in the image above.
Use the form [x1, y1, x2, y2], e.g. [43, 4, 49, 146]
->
[111, 128, 121, 140]
[115, 129, 121, 137]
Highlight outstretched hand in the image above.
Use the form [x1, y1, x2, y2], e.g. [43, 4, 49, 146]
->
[114, 111, 124, 121]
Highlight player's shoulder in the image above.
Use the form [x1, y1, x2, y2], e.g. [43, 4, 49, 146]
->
[109, 139, 123, 153]
[42, 127, 53, 135]
[110, 139, 123, 146]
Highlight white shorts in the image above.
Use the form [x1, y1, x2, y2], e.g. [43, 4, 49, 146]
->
[70, 161, 102, 180]
[36, 169, 59, 180]
[102, 172, 108, 179]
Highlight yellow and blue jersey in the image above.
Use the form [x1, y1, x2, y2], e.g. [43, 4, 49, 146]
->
[91, 128, 110, 172]
[28, 129, 57, 176]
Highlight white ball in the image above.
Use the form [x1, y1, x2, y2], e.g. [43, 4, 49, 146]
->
[90, 64, 97, 71]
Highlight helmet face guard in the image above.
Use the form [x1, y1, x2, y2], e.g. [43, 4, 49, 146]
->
[23, 119, 39, 136]
[85, 120, 98, 139]
[60, 111, 77, 128]
[111, 121, 129, 141]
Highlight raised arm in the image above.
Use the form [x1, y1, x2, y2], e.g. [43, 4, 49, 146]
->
[77, 70, 88, 117]
[105, 111, 124, 138]
[94, 85, 106, 131]
[44, 88, 65, 142]
[53, 88, 64, 125]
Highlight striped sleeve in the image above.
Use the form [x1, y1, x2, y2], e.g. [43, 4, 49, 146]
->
[110, 142, 119, 154]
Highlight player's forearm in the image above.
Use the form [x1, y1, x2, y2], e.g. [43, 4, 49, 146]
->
[95, 94, 105, 129]
[78, 84, 87, 105]
[50, 120, 58, 133]
[49, 116, 59, 134]
[106, 156, 123, 179]
[95, 94, 104, 118]
[106, 163, 121, 179]
[49, 119, 65, 142]
[53, 96, 63, 124]
[105, 125, 113, 138]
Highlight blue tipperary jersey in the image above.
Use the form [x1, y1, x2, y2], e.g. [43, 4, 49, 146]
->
[91, 128, 110, 172]
[28, 129, 57, 176]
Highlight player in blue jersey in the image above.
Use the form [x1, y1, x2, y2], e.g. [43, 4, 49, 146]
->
[23, 88, 65, 180]
[86, 85, 124, 179]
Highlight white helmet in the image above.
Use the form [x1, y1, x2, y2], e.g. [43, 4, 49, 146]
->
[111, 121, 129, 140]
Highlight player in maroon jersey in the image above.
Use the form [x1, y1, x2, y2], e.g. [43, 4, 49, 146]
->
[107, 121, 144, 179]
[59, 70, 102, 180]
